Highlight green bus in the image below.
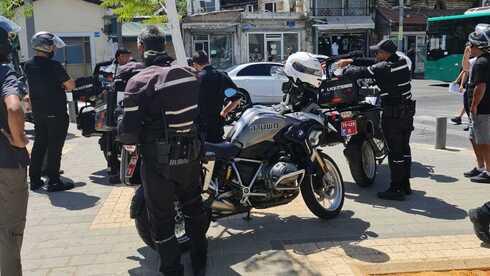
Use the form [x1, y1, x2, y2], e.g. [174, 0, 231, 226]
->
[426, 11, 490, 82]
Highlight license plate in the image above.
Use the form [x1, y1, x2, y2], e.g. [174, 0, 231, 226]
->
[126, 155, 139, 178]
[341, 120, 358, 137]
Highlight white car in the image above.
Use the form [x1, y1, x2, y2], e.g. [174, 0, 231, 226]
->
[226, 62, 288, 104]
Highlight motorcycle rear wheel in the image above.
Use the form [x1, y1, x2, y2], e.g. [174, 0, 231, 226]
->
[132, 186, 212, 251]
[301, 152, 344, 219]
[344, 136, 377, 187]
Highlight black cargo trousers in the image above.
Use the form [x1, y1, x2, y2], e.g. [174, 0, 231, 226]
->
[30, 113, 69, 183]
[140, 142, 208, 276]
[382, 100, 416, 191]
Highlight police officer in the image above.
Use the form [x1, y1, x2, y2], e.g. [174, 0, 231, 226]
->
[0, 16, 29, 276]
[24, 32, 75, 192]
[337, 39, 416, 201]
[118, 26, 208, 276]
[192, 51, 241, 143]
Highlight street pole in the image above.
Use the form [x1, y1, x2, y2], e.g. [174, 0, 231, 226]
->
[25, 0, 35, 58]
[398, 0, 404, 51]
[165, 0, 187, 66]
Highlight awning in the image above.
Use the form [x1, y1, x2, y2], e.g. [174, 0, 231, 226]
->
[122, 22, 170, 37]
[182, 23, 239, 31]
[313, 16, 375, 31]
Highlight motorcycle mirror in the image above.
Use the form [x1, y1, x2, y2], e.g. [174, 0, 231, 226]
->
[224, 88, 238, 98]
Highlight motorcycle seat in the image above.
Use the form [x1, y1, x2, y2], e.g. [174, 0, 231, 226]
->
[204, 142, 241, 161]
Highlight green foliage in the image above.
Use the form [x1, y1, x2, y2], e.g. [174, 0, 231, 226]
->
[0, 0, 33, 19]
[101, 0, 187, 23]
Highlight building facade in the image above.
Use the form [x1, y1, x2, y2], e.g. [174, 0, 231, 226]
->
[375, 0, 480, 73]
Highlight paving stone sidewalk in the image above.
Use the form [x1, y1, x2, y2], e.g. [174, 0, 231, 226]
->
[20, 125, 490, 276]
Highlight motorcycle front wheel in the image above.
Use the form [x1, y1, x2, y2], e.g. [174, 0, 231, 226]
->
[301, 152, 344, 219]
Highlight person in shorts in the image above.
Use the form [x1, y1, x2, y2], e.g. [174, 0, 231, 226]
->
[465, 24, 490, 183]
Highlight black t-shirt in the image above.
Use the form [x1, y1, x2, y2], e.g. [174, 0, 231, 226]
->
[0, 64, 29, 168]
[24, 56, 70, 115]
[469, 53, 490, 114]
[198, 65, 240, 129]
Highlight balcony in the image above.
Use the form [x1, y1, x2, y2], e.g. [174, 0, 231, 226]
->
[312, 7, 372, 17]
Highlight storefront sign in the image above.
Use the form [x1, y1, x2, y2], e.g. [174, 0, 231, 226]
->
[94, 32, 101, 38]
[287, 20, 295, 28]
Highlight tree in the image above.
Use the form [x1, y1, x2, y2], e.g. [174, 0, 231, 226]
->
[100, 0, 187, 23]
[0, 0, 33, 19]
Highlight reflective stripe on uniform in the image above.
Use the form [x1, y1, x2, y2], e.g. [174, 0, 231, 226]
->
[154, 235, 175, 244]
[155, 76, 197, 91]
[168, 121, 193, 128]
[398, 81, 410, 87]
[393, 160, 405, 163]
[124, 106, 139, 112]
[402, 91, 411, 95]
[380, 93, 389, 97]
[165, 105, 198, 115]
[367, 67, 375, 75]
[391, 64, 409, 72]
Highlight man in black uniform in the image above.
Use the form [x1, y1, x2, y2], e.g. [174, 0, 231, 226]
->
[118, 26, 207, 276]
[192, 51, 241, 143]
[0, 16, 30, 276]
[24, 32, 75, 192]
[337, 39, 416, 201]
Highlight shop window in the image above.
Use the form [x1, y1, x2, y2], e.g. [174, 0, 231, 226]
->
[193, 35, 209, 54]
[249, 34, 265, 62]
[210, 35, 232, 69]
[283, 33, 299, 60]
[248, 33, 300, 62]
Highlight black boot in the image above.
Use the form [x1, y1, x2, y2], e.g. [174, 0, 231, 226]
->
[377, 186, 405, 201]
[187, 211, 209, 276]
[30, 178, 45, 191]
[402, 180, 412, 195]
[156, 236, 184, 276]
[469, 207, 490, 244]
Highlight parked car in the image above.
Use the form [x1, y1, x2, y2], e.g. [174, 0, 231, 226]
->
[225, 62, 288, 104]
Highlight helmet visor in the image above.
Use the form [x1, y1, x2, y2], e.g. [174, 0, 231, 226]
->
[51, 34, 66, 48]
[0, 16, 21, 33]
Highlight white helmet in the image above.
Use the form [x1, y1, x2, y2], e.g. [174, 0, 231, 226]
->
[284, 52, 323, 88]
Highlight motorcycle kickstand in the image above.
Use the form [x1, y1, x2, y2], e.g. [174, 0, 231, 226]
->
[243, 210, 252, 221]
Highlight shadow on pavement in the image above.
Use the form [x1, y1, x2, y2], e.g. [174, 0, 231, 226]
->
[127, 247, 160, 276]
[89, 169, 114, 186]
[48, 179, 99, 210]
[125, 210, 389, 275]
[410, 162, 459, 183]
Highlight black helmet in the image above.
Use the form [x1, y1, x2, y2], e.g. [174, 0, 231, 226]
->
[31, 31, 65, 53]
[0, 16, 20, 61]
[468, 24, 490, 49]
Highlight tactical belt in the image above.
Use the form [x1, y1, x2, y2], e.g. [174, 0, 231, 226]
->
[382, 100, 416, 119]
[142, 134, 202, 166]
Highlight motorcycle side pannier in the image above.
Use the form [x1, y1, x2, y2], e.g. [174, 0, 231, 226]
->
[318, 76, 359, 107]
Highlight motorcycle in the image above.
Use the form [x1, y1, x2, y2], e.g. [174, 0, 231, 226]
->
[130, 95, 346, 250]
[272, 53, 387, 187]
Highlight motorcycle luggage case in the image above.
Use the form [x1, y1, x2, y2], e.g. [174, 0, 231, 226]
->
[318, 77, 359, 107]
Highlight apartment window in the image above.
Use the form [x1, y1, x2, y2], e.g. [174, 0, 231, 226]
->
[264, 1, 277, 13]
[193, 34, 233, 69]
[199, 0, 216, 12]
[246, 4, 254, 12]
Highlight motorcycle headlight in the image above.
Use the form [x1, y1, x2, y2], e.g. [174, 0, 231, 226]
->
[308, 130, 323, 147]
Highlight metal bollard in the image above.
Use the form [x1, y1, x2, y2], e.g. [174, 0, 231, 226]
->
[435, 117, 447, 149]
[68, 101, 77, 123]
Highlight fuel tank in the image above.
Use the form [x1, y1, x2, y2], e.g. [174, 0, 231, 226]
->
[226, 106, 296, 149]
